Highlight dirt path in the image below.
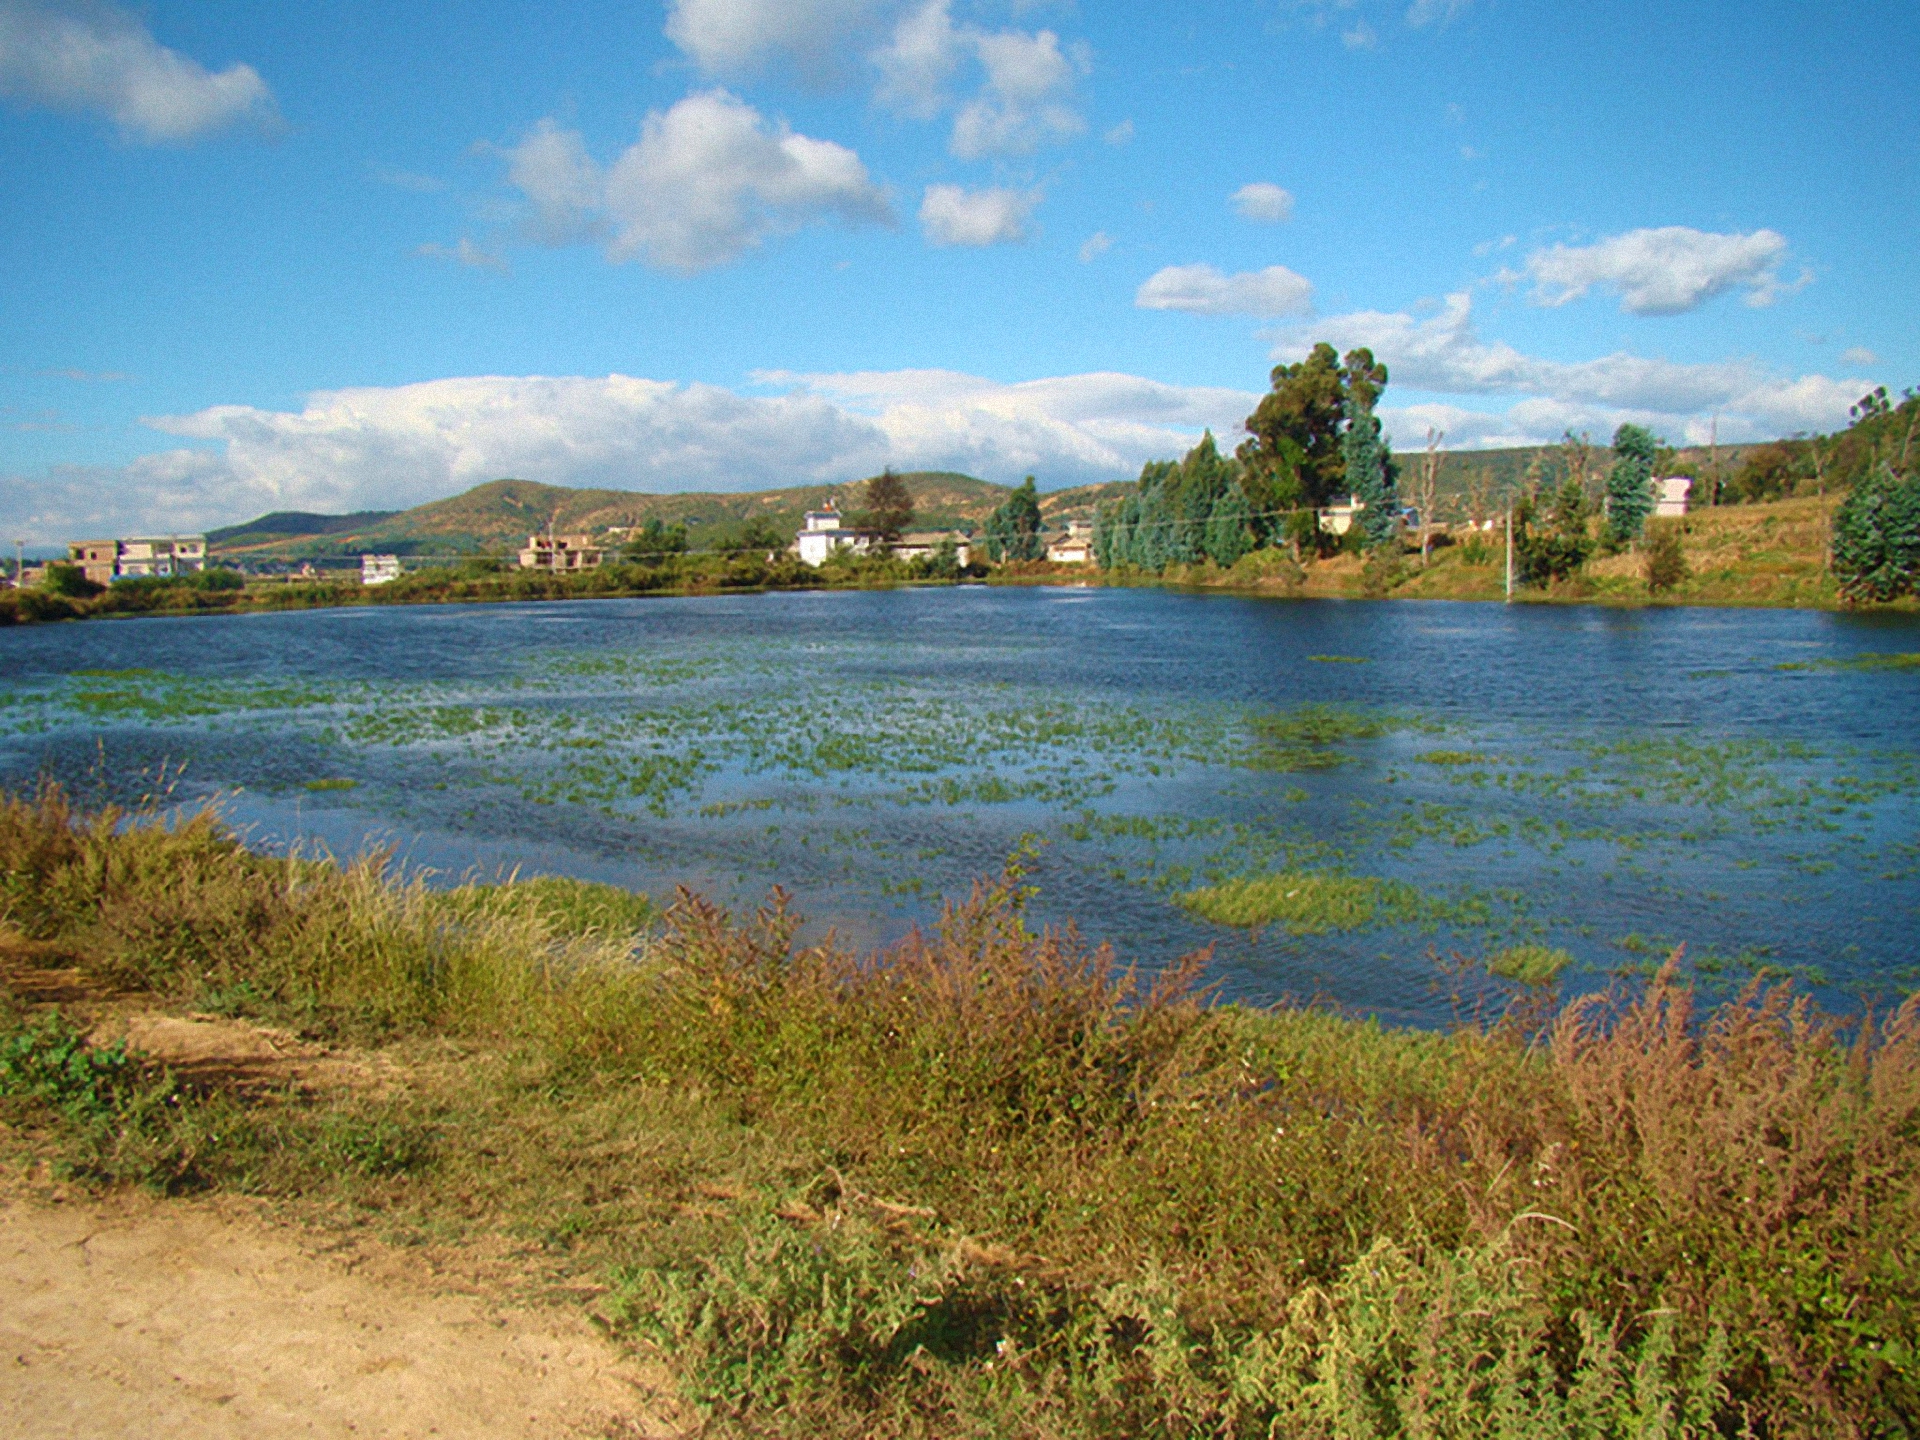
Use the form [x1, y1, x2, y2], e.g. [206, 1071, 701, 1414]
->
[0, 1186, 674, 1439]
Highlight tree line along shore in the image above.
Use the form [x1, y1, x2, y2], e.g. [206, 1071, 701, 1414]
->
[6, 349, 1916, 626]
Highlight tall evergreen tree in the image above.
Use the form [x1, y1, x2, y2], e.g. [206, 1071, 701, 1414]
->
[1203, 483, 1253, 567]
[857, 468, 914, 544]
[984, 476, 1044, 562]
[1831, 462, 1920, 602]
[1606, 423, 1657, 546]
[1239, 342, 1348, 513]
[1340, 349, 1397, 549]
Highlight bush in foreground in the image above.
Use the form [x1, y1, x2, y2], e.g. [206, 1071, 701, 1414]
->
[1, 785, 1916, 1437]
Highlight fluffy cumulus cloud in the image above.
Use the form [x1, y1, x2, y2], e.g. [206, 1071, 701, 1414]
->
[498, 92, 891, 272]
[6, 368, 1261, 541]
[0, 0, 275, 141]
[918, 183, 1036, 246]
[1523, 226, 1801, 315]
[1283, 291, 1872, 446]
[1136, 264, 1314, 318]
[666, 0, 1084, 160]
[1231, 182, 1294, 223]
[662, 0, 895, 79]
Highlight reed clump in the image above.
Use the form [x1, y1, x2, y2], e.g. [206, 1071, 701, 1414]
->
[1, 783, 1915, 1438]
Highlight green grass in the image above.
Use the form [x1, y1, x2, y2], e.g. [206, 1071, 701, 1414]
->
[1177, 870, 1420, 933]
[1485, 942, 1574, 985]
[2, 784, 1916, 1437]
[1776, 651, 1920, 672]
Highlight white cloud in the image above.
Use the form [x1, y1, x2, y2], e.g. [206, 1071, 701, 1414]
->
[1077, 230, 1111, 262]
[663, 0, 893, 79]
[1231, 182, 1294, 223]
[0, 0, 275, 142]
[5, 367, 1262, 540]
[1524, 226, 1801, 315]
[762, 368, 1259, 482]
[667, 0, 1086, 159]
[919, 183, 1037, 246]
[415, 238, 508, 274]
[501, 118, 604, 245]
[1286, 289, 1872, 446]
[950, 25, 1084, 158]
[1405, 0, 1471, 26]
[498, 94, 891, 273]
[1840, 346, 1879, 368]
[1136, 264, 1314, 318]
[1103, 118, 1133, 145]
[1341, 21, 1378, 49]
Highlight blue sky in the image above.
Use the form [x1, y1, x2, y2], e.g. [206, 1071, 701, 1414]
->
[2, 0, 1915, 540]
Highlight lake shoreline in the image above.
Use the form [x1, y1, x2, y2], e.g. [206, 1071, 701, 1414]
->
[2, 785, 1912, 1437]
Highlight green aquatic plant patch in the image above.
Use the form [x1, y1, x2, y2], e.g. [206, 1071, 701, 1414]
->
[1776, 651, 1920, 672]
[1486, 943, 1573, 985]
[1179, 869, 1420, 932]
[303, 777, 357, 791]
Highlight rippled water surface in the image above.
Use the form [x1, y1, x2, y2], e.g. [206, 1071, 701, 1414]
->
[2, 588, 1916, 1022]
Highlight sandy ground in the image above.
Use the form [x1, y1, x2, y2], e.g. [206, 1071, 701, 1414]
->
[0, 939, 677, 1438]
[0, 1186, 675, 1439]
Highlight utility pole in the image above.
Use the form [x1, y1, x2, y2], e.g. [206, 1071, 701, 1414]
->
[12, 539, 21, 587]
[1504, 506, 1514, 602]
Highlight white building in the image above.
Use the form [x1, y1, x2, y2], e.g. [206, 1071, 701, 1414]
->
[1317, 495, 1366, 535]
[795, 505, 870, 566]
[518, 533, 604, 571]
[361, 554, 402, 586]
[893, 531, 972, 566]
[1046, 519, 1094, 564]
[1652, 476, 1693, 518]
[69, 535, 208, 582]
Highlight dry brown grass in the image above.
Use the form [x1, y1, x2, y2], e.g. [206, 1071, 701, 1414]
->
[2, 786, 1916, 1437]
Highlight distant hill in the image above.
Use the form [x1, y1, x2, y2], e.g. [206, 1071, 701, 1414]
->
[206, 439, 1764, 563]
[211, 471, 1112, 561]
[206, 510, 397, 546]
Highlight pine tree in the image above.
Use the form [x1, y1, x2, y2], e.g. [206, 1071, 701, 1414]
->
[984, 476, 1044, 562]
[1343, 396, 1398, 549]
[1831, 462, 1920, 603]
[1606, 424, 1657, 546]
[1203, 484, 1253, 567]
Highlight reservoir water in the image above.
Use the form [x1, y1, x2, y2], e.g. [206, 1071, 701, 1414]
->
[2, 587, 1915, 1023]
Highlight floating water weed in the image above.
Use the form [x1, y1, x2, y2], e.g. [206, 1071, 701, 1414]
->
[1486, 943, 1573, 985]
[1776, 651, 1920, 672]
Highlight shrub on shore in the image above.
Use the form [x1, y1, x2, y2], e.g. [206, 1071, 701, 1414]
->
[1, 784, 1916, 1437]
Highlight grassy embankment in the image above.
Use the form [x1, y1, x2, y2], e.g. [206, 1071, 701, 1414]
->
[1080, 495, 1900, 610]
[2, 785, 1915, 1438]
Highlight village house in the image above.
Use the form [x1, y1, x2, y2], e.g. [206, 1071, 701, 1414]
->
[361, 554, 402, 586]
[1317, 496, 1366, 535]
[68, 540, 120, 586]
[67, 535, 208, 583]
[1653, 476, 1693, 518]
[1046, 520, 1094, 565]
[518, 533, 603, 572]
[794, 505, 870, 566]
[891, 531, 973, 566]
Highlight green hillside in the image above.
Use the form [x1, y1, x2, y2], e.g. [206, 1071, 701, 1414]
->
[210, 470, 1134, 563]
[206, 509, 398, 547]
[206, 439, 1761, 564]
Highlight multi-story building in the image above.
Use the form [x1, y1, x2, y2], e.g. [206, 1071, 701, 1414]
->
[794, 505, 869, 566]
[518, 534, 604, 571]
[67, 535, 208, 582]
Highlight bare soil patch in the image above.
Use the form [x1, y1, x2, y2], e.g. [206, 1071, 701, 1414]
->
[0, 1182, 676, 1439]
